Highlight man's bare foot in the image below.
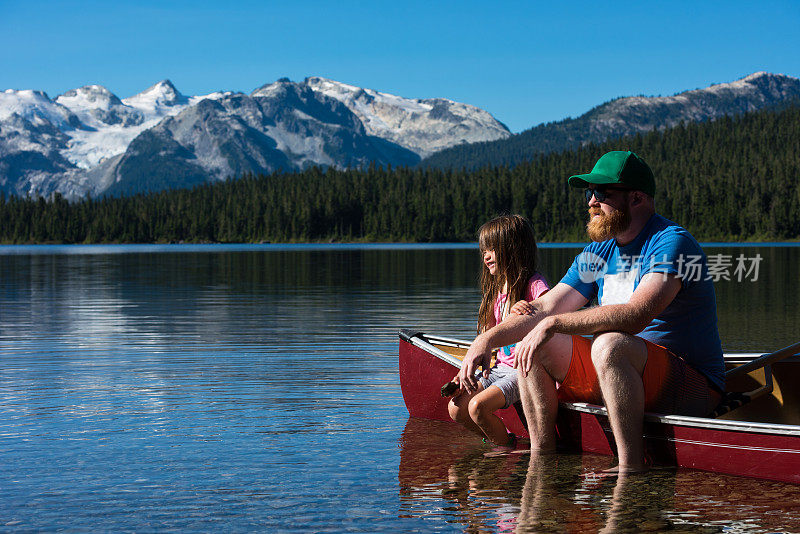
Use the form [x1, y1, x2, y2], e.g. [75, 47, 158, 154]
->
[580, 464, 648, 481]
[529, 446, 557, 455]
[605, 465, 648, 474]
[602, 465, 649, 476]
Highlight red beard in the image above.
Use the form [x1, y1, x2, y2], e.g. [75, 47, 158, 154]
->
[586, 206, 631, 242]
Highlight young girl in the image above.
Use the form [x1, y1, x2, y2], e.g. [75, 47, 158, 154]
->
[447, 215, 549, 447]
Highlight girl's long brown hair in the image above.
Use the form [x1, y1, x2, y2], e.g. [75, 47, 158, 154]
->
[477, 215, 539, 333]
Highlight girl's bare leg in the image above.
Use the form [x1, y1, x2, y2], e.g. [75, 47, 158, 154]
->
[468, 386, 513, 445]
[448, 385, 485, 436]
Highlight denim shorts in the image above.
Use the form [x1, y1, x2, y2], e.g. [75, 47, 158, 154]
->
[478, 364, 520, 409]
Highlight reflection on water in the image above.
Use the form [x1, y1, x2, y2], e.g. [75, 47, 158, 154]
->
[0, 245, 798, 531]
[399, 418, 800, 533]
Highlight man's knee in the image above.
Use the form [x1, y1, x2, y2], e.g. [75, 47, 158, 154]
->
[591, 332, 632, 369]
[590, 332, 646, 374]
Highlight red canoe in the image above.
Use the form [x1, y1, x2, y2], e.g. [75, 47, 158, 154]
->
[399, 329, 800, 484]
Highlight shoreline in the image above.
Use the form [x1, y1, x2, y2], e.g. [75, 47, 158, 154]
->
[0, 241, 798, 256]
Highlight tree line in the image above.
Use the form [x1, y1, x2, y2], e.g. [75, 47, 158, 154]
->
[0, 105, 798, 244]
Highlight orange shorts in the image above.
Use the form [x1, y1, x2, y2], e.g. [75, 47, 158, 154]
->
[557, 335, 720, 416]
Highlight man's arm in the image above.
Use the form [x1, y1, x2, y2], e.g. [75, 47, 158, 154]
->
[457, 283, 588, 391]
[514, 273, 681, 374]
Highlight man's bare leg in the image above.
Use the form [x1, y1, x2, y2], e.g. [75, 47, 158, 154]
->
[517, 334, 573, 452]
[591, 332, 648, 473]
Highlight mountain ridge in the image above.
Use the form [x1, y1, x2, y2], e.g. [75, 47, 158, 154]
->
[422, 71, 800, 169]
[1, 72, 798, 198]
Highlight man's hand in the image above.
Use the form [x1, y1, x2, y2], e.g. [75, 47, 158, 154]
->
[458, 335, 492, 392]
[514, 316, 557, 376]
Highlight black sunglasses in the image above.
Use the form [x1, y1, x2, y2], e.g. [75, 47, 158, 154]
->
[584, 185, 632, 203]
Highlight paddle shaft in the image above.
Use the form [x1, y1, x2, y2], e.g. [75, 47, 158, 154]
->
[725, 341, 800, 380]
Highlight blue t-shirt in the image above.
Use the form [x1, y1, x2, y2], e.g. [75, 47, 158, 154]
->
[560, 214, 725, 391]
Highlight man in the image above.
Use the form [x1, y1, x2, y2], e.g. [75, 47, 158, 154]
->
[458, 150, 724, 473]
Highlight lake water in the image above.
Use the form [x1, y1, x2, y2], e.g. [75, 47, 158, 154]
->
[1, 244, 799, 532]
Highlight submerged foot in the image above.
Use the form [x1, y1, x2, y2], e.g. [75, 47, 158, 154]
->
[582, 465, 649, 480]
[482, 434, 531, 457]
[603, 465, 649, 475]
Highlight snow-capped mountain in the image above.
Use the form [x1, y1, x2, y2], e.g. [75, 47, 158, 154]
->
[0, 89, 80, 130]
[0, 80, 234, 196]
[423, 71, 800, 169]
[302, 77, 510, 158]
[0, 90, 76, 193]
[0, 77, 508, 198]
[52, 81, 229, 171]
[57, 85, 145, 129]
[102, 82, 420, 197]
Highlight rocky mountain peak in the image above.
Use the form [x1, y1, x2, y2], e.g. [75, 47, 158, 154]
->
[56, 85, 124, 108]
[699, 71, 799, 96]
[303, 76, 510, 158]
[125, 80, 188, 109]
[250, 77, 301, 99]
[741, 71, 771, 82]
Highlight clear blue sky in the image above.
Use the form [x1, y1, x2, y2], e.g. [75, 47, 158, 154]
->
[1, 0, 798, 132]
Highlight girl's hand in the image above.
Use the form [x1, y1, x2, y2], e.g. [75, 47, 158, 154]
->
[510, 299, 534, 315]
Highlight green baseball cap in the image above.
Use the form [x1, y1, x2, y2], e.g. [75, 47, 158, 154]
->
[568, 151, 655, 197]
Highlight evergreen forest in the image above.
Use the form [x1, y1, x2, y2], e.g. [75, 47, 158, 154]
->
[1, 105, 798, 244]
